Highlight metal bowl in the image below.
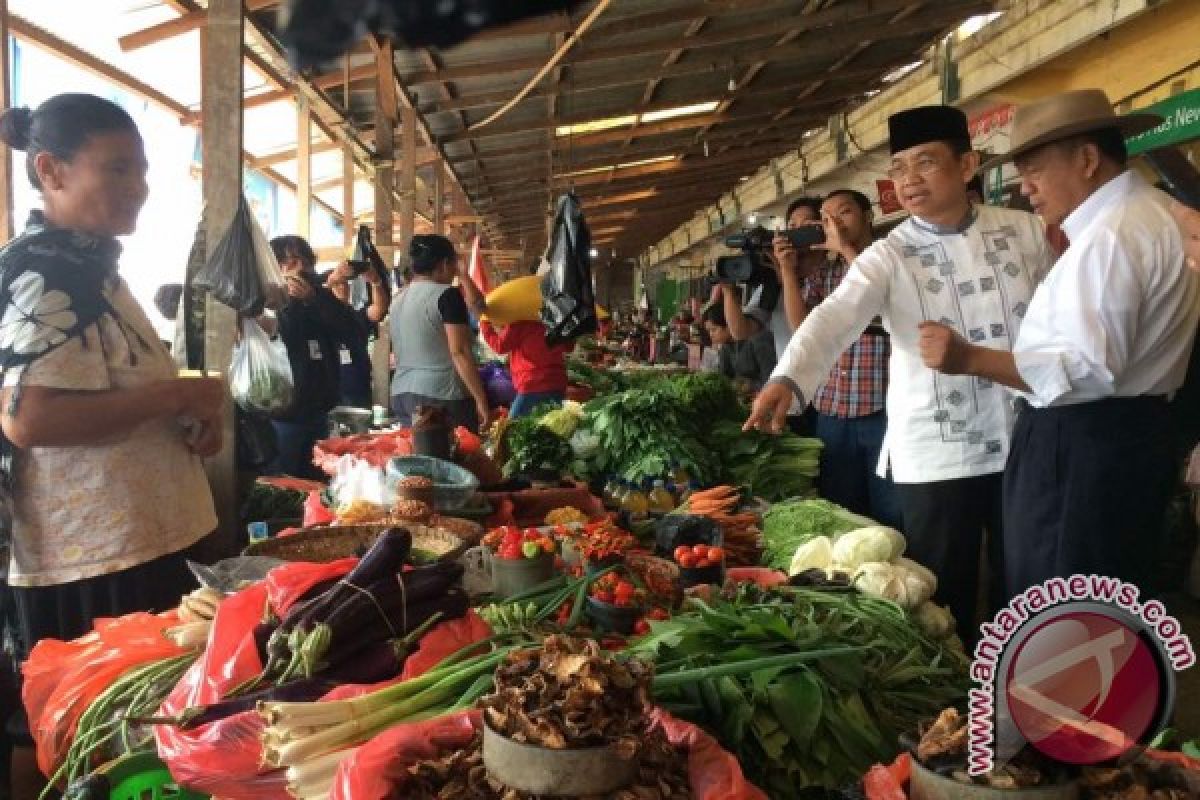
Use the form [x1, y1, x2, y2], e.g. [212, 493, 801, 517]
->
[481, 720, 638, 796]
[910, 758, 1079, 800]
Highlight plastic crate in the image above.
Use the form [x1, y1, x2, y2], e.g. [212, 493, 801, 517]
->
[97, 752, 208, 800]
[386, 455, 480, 510]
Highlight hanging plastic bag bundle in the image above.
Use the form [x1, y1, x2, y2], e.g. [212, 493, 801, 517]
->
[540, 193, 599, 346]
[230, 318, 295, 416]
[347, 224, 393, 312]
[193, 195, 289, 317]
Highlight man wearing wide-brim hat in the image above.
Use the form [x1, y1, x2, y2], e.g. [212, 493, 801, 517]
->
[919, 89, 1200, 598]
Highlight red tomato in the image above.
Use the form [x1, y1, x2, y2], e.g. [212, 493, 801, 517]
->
[649, 608, 670, 621]
[633, 620, 651, 635]
[706, 546, 725, 563]
[692, 544, 709, 559]
[678, 553, 697, 569]
[673, 546, 691, 562]
[593, 590, 614, 604]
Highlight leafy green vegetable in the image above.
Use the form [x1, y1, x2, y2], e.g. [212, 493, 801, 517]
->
[241, 483, 305, 523]
[578, 387, 718, 485]
[762, 498, 880, 571]
[502, 414, 573, 478]
[708, 420, 823, 501]
[633, 585, 969, 796]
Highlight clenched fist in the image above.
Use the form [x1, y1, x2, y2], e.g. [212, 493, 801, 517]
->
[918, 321, 972, 374]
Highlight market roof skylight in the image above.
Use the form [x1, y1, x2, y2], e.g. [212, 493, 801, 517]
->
[882, 61, 924, 83]
[957, 12, 1004, 40]
[555, 101, 719, 137]
[560, 154, 679, 178]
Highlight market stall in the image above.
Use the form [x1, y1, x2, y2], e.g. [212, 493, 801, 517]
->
[22, 370, 1197, 800]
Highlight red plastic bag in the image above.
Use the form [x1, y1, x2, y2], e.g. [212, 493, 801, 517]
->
[154, 565, 490, 800]
[331, 711, 481, 800]
[25, 612, 186, 778]
[263, 557, 356, 617]
[303, 490, 335, 526]
[331, 707, 765, 800]
[863, 753, 910, 800]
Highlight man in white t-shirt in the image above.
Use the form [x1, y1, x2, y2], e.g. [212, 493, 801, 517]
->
[746, 105, 1054, 639]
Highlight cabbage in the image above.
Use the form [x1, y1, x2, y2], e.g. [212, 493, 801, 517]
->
[788, 536, 833, 576]
[913, 601, 955, 639]
[568, 429, 601, 459]
[853, 562, 908, 606]
[830, 526, 906, 570]
[893, 557, 937, 608]
[539, 408, 579, 438]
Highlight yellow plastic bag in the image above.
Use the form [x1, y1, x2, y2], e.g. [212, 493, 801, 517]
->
[483, 275, 542, 324]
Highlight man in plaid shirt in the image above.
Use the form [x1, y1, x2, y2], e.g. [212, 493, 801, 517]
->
[773, 189, 901, 529]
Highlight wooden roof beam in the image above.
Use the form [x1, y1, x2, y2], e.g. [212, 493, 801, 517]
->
[403, 0, 986, 85]
[9, 15, 189, 120]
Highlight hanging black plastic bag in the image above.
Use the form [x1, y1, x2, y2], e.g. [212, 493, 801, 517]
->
[279, 0, 584, 72]
[347, 224, 392, 311]
[540, 192, 598, 347]
[193, 196, 289, 317]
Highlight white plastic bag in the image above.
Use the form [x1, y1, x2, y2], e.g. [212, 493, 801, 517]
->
[230, 318, 294, 415]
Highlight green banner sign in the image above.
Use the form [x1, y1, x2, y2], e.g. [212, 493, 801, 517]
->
[1125, 88, 1200, 155]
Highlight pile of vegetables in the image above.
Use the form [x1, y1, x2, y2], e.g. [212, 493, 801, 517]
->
[482, 526, 556, 561]
[53, 653, 199, 797]
[241, 482, 305, 523]
[578, 387, 718, 486]
[502, 413, 574, 478]
[708, 420, 823, 501]
[566, 360, 617, 394]
[787, 524, 956, 640]
[761, 498, 878, 571]
[629, 584, 970, 797]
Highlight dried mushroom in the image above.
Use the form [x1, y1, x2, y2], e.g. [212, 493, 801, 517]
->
[481, 636, 653, 754]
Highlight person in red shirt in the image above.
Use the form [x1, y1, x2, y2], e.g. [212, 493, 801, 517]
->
[479, 319, 574, 417]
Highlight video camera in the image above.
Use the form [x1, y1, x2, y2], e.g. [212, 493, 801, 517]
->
[712, 224, 827, 284]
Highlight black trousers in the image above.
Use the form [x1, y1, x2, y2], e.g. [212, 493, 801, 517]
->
[1003, 396, 1175, 599]
[895, 473, 1004, 642]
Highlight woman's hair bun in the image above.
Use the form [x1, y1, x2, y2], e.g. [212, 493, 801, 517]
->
[0, 107, 33, 151]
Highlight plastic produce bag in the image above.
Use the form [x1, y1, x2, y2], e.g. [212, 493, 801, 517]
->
[24, 612, 186, 778]
[540, 193, 598, 346]
[230, 318, 295, 415]
[193, 195, 288, 317]
[480, 363, 517, 407]
[154, 560, 491, 800]
[330, 707, 765, 800]
[655, 514, 723, 559]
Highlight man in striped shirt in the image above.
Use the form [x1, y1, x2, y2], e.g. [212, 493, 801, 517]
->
[773, 189, 900, 529]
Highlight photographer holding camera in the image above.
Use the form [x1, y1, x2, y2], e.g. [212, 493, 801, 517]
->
[719, 197, 824, 433]
[773, 189, 901, 530]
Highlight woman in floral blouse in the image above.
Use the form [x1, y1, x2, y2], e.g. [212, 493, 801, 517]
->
[0, 94, 224, 653]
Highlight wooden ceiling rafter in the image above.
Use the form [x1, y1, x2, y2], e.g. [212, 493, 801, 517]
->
[401, 0, 981, 86]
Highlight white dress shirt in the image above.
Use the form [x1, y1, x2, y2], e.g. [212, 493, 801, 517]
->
[1015, 171, 1200, 408]
[770, 204, 1053, 483]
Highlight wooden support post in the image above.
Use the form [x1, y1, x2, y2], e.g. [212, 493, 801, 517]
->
[0, 0, 13, 243]
[296, 93, 312, 238]
[373, 40, 398, 408]
[200, 0, 243, 553]
[433, 161, 445, 235]
[399, 104, 417, 251]
[343, 146, 355, 250]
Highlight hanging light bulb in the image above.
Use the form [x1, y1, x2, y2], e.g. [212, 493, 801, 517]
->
[703, 140, 710, 158]
[589, 247, 599, 259]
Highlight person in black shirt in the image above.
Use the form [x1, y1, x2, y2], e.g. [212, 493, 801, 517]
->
[323, 261, 390, 408]
[262, 235, 368, 478]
